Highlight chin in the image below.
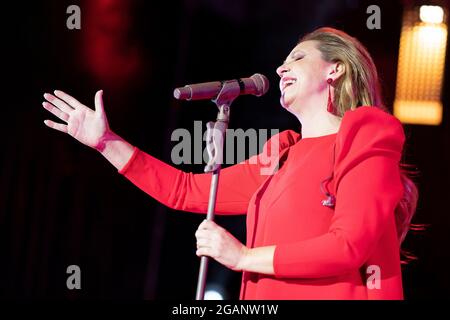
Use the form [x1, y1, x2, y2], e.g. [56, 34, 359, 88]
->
[280, 93, 291, 109]
[280, 98, 288, 109]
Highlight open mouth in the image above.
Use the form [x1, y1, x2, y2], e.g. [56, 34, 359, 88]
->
[281, 78, 297, 92]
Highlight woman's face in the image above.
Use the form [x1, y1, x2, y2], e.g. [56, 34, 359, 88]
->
[276, 40, 336, 114]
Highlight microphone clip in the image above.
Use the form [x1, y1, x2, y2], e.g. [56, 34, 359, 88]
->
[212, 80, 242, 107]
[321, 194, 336, 208]
[320, 142, 336, 209]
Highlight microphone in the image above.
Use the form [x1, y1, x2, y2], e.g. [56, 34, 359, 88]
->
[173, 73, 269, 101]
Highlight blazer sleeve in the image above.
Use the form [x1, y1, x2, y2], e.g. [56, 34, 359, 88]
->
[273, 106, 405, 278]
[119, 130, 299, 215]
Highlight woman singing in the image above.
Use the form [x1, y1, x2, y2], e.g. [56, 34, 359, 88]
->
[42, 27, 418, 299]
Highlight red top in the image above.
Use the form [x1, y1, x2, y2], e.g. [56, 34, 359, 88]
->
[119, 106, 405, 300]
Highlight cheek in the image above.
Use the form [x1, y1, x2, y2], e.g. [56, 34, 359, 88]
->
[299, 69, 324, 93]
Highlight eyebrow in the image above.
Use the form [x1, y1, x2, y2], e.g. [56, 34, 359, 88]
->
[283, 50, 306, 64]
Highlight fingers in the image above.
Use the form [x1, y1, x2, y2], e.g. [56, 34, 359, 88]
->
[198, 219, 218, 230]
[195, 222, 219, 258]
[94, 90, 104, 114]
[195, 220, 222, 243]
[43, 93, 74, 114]
[42, 102, 69, 122]
[196, 244, 218, 258]
[195, 229, 209, 240]
[43, 119, 68, 133]
[54, 90, 84, 109]
[196, 247, 213, 257]
[195, 227, 211, 256]
[196, 238, 210, 247]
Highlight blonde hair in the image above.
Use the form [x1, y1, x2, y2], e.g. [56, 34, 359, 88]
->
[300, 27, 420, 261]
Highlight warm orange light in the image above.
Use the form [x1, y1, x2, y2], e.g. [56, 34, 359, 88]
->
[394, 6, 448, 125]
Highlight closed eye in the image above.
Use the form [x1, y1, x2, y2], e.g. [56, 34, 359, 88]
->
[283, 56, 304, 64]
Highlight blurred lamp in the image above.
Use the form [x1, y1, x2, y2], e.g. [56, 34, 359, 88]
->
[205, 288, 224, 300]
[420, 5, 444, 23]
[394, 5, 448, 125]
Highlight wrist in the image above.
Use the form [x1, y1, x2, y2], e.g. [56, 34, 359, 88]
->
[236, 245, 276, 275]
[237, 246, 251, 272]
[95, 130, 135, 171]
[95, 130, 117, 153]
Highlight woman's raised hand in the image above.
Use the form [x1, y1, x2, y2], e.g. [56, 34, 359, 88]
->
[42, 90, 110, 150]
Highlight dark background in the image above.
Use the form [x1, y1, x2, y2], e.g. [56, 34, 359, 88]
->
[1, 0, 449, 299]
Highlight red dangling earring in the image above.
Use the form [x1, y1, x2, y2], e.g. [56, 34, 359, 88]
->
[327, 78, 334, 114]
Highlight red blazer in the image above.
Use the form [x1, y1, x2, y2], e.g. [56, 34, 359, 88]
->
[119, 106, 405, 300]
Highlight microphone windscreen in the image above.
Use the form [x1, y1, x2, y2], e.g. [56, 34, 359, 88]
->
[250, 73, 270, 96]
[173, 86, 192, 100]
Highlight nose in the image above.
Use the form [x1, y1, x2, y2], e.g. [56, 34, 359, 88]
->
[276, 64, 289, 78]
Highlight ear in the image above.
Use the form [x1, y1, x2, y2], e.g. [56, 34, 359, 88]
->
[327, 61, 345, 82]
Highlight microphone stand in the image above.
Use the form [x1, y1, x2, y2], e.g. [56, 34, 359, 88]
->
[195, 81, 241, 300]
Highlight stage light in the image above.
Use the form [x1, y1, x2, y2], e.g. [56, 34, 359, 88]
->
[420, 5, 444, 23]
[82, 0, 142, 87]
[204, 284, 225, 300]
[393, 5, 448, 125]
[205, 289, 224, 300]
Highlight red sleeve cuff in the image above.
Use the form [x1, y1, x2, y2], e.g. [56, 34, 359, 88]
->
[118, 146, 140, 175]
[273, 244, 283, 278]
[273, 243, 297, 278]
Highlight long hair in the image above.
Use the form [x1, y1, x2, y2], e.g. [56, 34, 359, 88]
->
[300, 27, 420, 262]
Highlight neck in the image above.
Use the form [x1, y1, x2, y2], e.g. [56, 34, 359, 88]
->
[295, 105, 342, 139]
